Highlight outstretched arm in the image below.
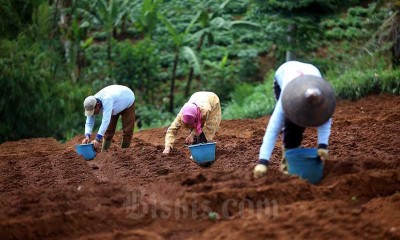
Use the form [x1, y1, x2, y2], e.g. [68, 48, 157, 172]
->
[254, 100, 285, 178]
[163, 114, 183, 155]
[317, 118, 332, 161]
[259, 100, 285, 161]
[83, 116, 95, 144]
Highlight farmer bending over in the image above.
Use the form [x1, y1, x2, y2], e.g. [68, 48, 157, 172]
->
[82, 85, 136, 150]
[163, 91, 221, 155]
[254, 61, 336, 178]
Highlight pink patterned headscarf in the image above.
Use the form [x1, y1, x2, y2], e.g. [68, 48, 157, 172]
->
[182, 103, 202, 134]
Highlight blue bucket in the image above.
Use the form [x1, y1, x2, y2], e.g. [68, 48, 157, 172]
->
[188, 142, 216, 164]
[285, 148, 323, 184]
[75, 143, 96, 160]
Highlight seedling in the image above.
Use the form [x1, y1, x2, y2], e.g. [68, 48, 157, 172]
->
[208, 211, 220, 221]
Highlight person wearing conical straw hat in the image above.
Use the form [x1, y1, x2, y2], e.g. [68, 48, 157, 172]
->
[82, 85, 136, 151]
[254, 61, 336, 178]
[163, 91, 221, 157]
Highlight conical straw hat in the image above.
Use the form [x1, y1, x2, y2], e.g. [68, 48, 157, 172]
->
[282, 75, 336, 127]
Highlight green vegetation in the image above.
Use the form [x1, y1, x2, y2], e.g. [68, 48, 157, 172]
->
[0, 0, 399, 143]
[222, 72, 276, 119]
[328, 56, 400, 100]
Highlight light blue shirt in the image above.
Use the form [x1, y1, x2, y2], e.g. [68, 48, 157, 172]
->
[85, 85, 135, 138]
[259, 61, 332, 161]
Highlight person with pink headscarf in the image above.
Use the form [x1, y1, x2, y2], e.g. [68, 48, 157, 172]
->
[163, 91, 221, 155]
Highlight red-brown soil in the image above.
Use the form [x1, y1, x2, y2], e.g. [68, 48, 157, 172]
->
[1, 94, 399, 240]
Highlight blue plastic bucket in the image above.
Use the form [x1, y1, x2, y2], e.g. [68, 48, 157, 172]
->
[188, 142, 216, 164]
[75, 143, 96, 160]
[285, 148, 323, 184]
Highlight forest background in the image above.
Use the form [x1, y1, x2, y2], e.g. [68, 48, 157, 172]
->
[1, 0, 399, 143]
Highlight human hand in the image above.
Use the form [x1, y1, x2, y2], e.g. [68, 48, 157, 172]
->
[91, 139, 101, 149]
[163, 146, 171, 155]
[253, 164, 268, 178]
[82, 138, 90, 144]
[185, 134, 194, 145]
[317, 148, 329, 161]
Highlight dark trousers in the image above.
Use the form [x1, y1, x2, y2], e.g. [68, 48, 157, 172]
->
[193, 132, 207, 145]
[104, 103, 136, 143]
[274, 79, 305, 149]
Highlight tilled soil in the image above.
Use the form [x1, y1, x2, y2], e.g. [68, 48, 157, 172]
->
[0, 94, 399, 240]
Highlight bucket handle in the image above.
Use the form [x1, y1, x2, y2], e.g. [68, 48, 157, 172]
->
[185, 142, 214, 147]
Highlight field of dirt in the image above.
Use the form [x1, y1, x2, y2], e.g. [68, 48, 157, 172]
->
[1, 94, 399, 240]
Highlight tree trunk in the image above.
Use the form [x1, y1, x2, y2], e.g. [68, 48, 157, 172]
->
[121, 15, 127, 38]
[286, 24, 296, 61]
[184, 34, 205, 98]
[169, 52, 180, 112]
[391, 12, 400, 68]
[185, 68, 195, 98]
[59, 0, 71, 63]
[107, 31, 114, 80]
[51, 0, 61, 38]
[57, 0, 77, 81]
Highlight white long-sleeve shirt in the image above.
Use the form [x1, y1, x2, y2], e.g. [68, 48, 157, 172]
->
[259, 61, 332, 161]
[85, 85, 135, 138]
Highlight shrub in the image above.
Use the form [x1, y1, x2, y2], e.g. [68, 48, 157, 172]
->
[136, 105, 175, 129]
[113, 39, 162, 105]
[237, 48, 261, 83]
[222, 72, 276, 119]
[0, 36, 90, 143]
[327, 55, 400, 100]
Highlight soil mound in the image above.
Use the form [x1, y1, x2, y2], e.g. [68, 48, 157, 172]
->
[1, 94, 399, 239]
